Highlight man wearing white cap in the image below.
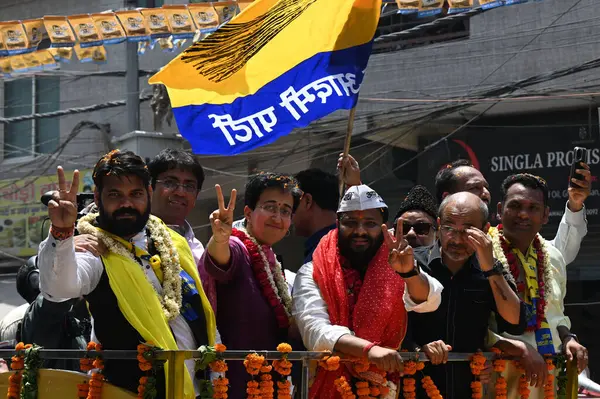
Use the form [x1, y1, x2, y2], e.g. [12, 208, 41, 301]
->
[292, 184, 444, 399]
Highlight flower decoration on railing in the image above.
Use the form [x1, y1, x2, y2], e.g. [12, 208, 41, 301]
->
[403, 358, 439, 399]
[470, 351, 486, 399]
[544, 357, 556, 399]
[244, 353, 265, 399]
[491, 348, 507, 399]
[7, 342, 27, 399]
[274, 343, 293, 399]
[137, 342, 159, 399]
[78, 342, 105, 399]
[318, 355, 341, 371]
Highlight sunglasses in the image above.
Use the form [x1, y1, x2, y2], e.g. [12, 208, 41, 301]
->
[402, 222, 434, 235]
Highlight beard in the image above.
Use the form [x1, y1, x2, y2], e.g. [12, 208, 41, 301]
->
[338, 231, 384, 273]
[97, 198, 151, 238]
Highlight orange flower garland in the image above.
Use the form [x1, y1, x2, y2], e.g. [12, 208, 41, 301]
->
[470, 352, 486, 399]
[213, 377, 229, 399]
[422, 376, 443, 399]
[544, 358, 556, 399]
[335, 376, 356, 399]
[245, 353, 265, 399]
[85, 342, 105, 399]
[259, 371, 274, 399]
[137, 343, 159, 399]
[515, 363, 530, 399]
[402, 359, 427, 399]
[356, 381, 370, 398]
[318, 355, 341, 371]
[7, 342, 25, 399]
[274, 343, 293, 399]
[211, 344, 229, 399]
[492, 349, 507, 399]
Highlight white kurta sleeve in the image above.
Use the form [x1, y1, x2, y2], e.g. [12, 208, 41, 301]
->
[550, 203, 587, 266]
[292, 262, 352, 352]
[38, 234, 104, 301]
[403, 269, 444, 313]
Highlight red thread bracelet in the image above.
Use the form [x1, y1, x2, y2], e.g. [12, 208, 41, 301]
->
[363, 341, 380, 356]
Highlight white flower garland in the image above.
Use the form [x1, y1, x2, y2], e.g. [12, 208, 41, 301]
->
[237, 226, 292, 317]
[78, 213, 183, 321]
[488, 226, 553, 312]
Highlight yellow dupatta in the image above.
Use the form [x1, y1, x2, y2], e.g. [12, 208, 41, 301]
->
[96, 218, 216, 398]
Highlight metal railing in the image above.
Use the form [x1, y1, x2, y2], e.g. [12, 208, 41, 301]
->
[0, 349, 580, 399]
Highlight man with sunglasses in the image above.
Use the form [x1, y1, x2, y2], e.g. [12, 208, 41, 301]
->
[404, 192, 526, 399]
[393, 185, 438, 248]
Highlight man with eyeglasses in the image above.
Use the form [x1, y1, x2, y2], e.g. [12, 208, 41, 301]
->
[147, 149, 217, 312]
[392, 185, 438, 249]
[403, 191, 526, 399]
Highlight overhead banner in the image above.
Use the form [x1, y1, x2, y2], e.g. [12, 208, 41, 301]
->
[0, 170, 95, 258]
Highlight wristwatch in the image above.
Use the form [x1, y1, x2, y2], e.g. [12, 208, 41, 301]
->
[396, 261, 421, 278]
[562, 333, 579, 344]
[482, 262, 504, 278]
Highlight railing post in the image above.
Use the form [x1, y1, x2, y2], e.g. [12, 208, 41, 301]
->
[166, 351, 176, 399]
[173, 351, 187, 399]
[565, 359, 578, 399]
[300, 357, 310, 399]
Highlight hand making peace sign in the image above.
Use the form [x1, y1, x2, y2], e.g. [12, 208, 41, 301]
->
[383, 220, 416, 274]
[47, 166, 80, 229]
[210, 184, 237, 243]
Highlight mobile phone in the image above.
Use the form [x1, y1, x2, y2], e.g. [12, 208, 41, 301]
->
[569, 147, 587, 188]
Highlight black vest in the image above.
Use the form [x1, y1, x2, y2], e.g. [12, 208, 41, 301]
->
[85, 266, 209, 397]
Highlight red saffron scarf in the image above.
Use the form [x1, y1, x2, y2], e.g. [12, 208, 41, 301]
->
[309, 229, 408, 399]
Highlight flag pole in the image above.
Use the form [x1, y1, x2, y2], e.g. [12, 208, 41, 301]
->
[339, 107, 357, 197]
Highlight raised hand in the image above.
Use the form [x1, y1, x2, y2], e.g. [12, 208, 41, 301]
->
[568, 162, 591, 212]
[47, 166, 79, 229]
[337, 153, 362, 186]
[209, 184, 237, 244]
[465, 227, 494, 272]
[383, 220, 415, 274]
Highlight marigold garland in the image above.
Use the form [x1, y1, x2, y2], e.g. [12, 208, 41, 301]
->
[402, 359, 427, 399]
[470, 352, 486, 399]
[247, 380, 261, 399]
[318, 355, 341, 371]
[422, 376, 442, 399]
[273, 343, 293, 377]
[213, 377, 229, 399]
[515, 362, 531, 399]
[259, 368, 274, 399]
[7, 342, 25, 399]
[137, 343, 159, 399]
[492, 348, 508, 399]
[210, 344, 229, 399]
[490, 226, 552, 332]
[544, 357, 556, 399]
[335, 376, 357, 399]
[80, 342, 105, 399]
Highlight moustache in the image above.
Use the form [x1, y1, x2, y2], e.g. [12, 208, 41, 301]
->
[447, 243, 467, 251]
[112, 207, 141, 218]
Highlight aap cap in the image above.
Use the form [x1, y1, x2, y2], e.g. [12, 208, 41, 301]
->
[337, 184, 387, 213]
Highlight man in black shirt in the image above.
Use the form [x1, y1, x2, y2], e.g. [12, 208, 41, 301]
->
[403, 191, 526, 399]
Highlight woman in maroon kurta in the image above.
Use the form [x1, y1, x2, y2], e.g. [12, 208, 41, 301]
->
[200, 173, 302, 398]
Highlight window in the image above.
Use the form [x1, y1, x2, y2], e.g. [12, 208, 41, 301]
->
[3, 77, 60, 160]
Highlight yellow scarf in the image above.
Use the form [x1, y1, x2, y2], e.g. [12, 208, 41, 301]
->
[98, 223, 216, 399]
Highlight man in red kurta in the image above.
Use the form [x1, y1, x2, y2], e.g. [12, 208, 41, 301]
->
[292, 184, 444, 398]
